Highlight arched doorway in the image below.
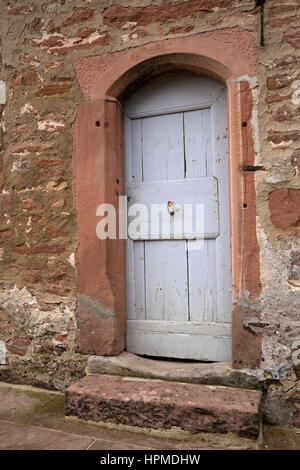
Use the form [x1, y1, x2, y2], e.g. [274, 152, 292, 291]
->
[123, 72, 231, 361]
[74, 35, 262, 369]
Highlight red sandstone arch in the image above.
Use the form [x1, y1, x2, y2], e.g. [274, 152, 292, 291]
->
[72, 29, 262, 369]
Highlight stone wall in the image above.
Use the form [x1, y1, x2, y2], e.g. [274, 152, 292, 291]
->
[0, 0, 299, 425]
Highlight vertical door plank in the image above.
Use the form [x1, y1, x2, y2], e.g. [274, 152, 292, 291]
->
[184, 108, 211, 178]
[211, 90, 232, 322]
[126, 238, 135, 320]
[187, 239, 216, 322]
[142, 113, 184, 182]
[130, 119, 143, 184]
[125, 117, 146, 320]
[184, 107, 217, 322]
[125, 116, 135, 320]
[132, 240, 146, 320]
[164, 240, 189, 322]
[126, 240, 146, 320]
[144, 240, 165, 320]
[187, 239, 206, 322]
[145, 240, 189, 322]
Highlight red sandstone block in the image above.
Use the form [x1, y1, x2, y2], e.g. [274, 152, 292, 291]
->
[65, 375, 262, 438]
[269, 188, 300, 229]
[272, 104, 294, 122]
[61, 8, 94, 27]
[272, 55, 298, 68]
[169, 25, 194, 34]
[35, 83, 71, 97]
[19, 198, 39, 212]
[0, 322, 13, 333]
[13, 124, 30, 135]
[34, 339, 54, 354]
[285, 27, 300, 49]
[39, 35, 65, 48]
[11, 70, 41, 87]
[14, 242, 66, 255]
[47, 270, 67, 280]
[267, 16, 297, 28]
[28, 17, 44, 32]
[102, 0, 234, 27]
[0, 228, 15, 240]
[47, 20, 60, 34]
[43, 169, 65, 179]
[6, 336, 30, 356]
[35, 338, 66, 355]
[45, 285, 70, 296]
[38, 302, 55, 312]
[268, 130, 300, 145]
[10, 141, 55, 153]
[267, 74, 292, 91]
[76, 27, 96, 39]
[36, 158, 63, 169]
[23, 269, 42, 283]
[0, 194, 11, 222]
[265, 92, 292, 104]
[50, 199, 65, 211]
[8, 3, 36, 16]
[45, 225, 69, 238]
[269, 1, 299, 16]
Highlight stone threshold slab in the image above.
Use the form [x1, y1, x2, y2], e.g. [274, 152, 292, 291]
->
[87, 351, 258, 389]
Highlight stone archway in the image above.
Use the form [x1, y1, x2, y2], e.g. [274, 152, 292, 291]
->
[72, 29, 262, 369]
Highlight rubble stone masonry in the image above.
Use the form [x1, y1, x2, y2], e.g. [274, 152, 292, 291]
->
[0, 0, 299, 426]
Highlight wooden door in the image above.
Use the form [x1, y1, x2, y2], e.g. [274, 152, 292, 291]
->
[124, 73, 231, 361]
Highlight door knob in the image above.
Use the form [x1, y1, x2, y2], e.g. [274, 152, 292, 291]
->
[167, 201, 175, 216]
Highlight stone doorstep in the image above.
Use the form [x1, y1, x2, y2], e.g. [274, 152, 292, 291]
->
[65, 375, 262, 439]
[87, 351, 259, 389]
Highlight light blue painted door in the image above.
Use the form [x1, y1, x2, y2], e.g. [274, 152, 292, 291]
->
[124, 73, 231, 361]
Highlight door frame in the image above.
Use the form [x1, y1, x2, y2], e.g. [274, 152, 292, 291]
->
[72, 29, 262, 369]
